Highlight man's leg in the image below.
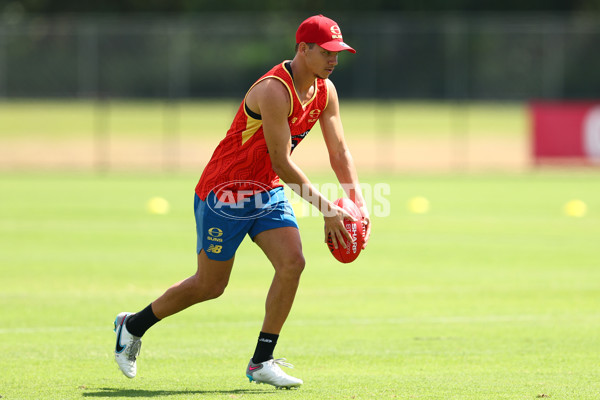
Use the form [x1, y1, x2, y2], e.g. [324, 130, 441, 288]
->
[151, 251, 235, 319]
[115, 250, 234, 378]
[245, 226, 305, 388]
[254, 227, 305, 335]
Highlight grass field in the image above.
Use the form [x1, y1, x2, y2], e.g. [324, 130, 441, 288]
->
[1, 171, 599, 399]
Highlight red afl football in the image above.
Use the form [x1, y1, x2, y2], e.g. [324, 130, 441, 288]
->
[326, 198, 364, 263]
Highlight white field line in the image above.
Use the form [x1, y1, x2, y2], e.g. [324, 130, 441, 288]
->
[0, 314, 561, 335]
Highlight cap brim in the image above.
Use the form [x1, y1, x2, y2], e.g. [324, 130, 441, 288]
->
[320, 40, 356, 54]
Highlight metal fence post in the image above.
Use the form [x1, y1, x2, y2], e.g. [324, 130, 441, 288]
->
[162, 23, 191, 172]
[78, 22, 98, 98]
[94, 97, 110, 174]
[444, 15, 470, 170]
[0, 23, 6, 98]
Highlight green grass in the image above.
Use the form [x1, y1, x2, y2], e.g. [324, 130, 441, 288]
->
[0, 100, 527, 140]
[1, 171, 600, 399]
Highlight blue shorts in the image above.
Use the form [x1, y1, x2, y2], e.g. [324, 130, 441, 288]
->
[194, 186, 298, 261]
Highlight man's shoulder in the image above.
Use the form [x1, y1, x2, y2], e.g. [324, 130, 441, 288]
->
[322, 78, 335, 90]
[247, 68, 292, 108]
[244, 78, 290, 121]
[253, 76, 289, 95]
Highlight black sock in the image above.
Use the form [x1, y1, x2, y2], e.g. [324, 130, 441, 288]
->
[252, 331, 279, 364]
[125, 304, 161, 337]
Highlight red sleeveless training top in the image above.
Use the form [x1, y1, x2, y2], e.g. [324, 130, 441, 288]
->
[195, 61, 329, 201]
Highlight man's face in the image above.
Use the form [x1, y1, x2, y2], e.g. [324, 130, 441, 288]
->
[305, 44, 339, 80]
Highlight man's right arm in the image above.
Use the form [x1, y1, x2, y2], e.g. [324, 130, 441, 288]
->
[245, 79, 354, 249]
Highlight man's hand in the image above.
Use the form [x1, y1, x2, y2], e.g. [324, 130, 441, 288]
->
[358, 204, 371, 250]
[323, 203, 356, 250]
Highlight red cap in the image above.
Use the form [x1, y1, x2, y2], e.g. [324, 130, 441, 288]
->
[296, 14, 356, 54]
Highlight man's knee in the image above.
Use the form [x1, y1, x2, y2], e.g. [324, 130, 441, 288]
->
[203, 282, 227, 301]
[188, 276, 228, 302]
[275, 252, 306, 279]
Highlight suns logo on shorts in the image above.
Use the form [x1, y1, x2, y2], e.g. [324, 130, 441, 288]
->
[206, 244, 223, 254]
[207, 227, 224, 242]
[208, 227, 223, 237]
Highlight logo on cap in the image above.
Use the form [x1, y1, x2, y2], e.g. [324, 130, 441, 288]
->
[330, 25, 342, 39]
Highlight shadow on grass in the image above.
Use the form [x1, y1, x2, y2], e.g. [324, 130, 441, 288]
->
[81, 387, 284, 397]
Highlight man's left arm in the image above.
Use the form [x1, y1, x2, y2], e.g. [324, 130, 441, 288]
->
[319, 79, 371, 248]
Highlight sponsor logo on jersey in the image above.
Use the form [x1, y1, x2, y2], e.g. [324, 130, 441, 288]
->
[291, 130, 310, 152]
[308, 109, 322, 123]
